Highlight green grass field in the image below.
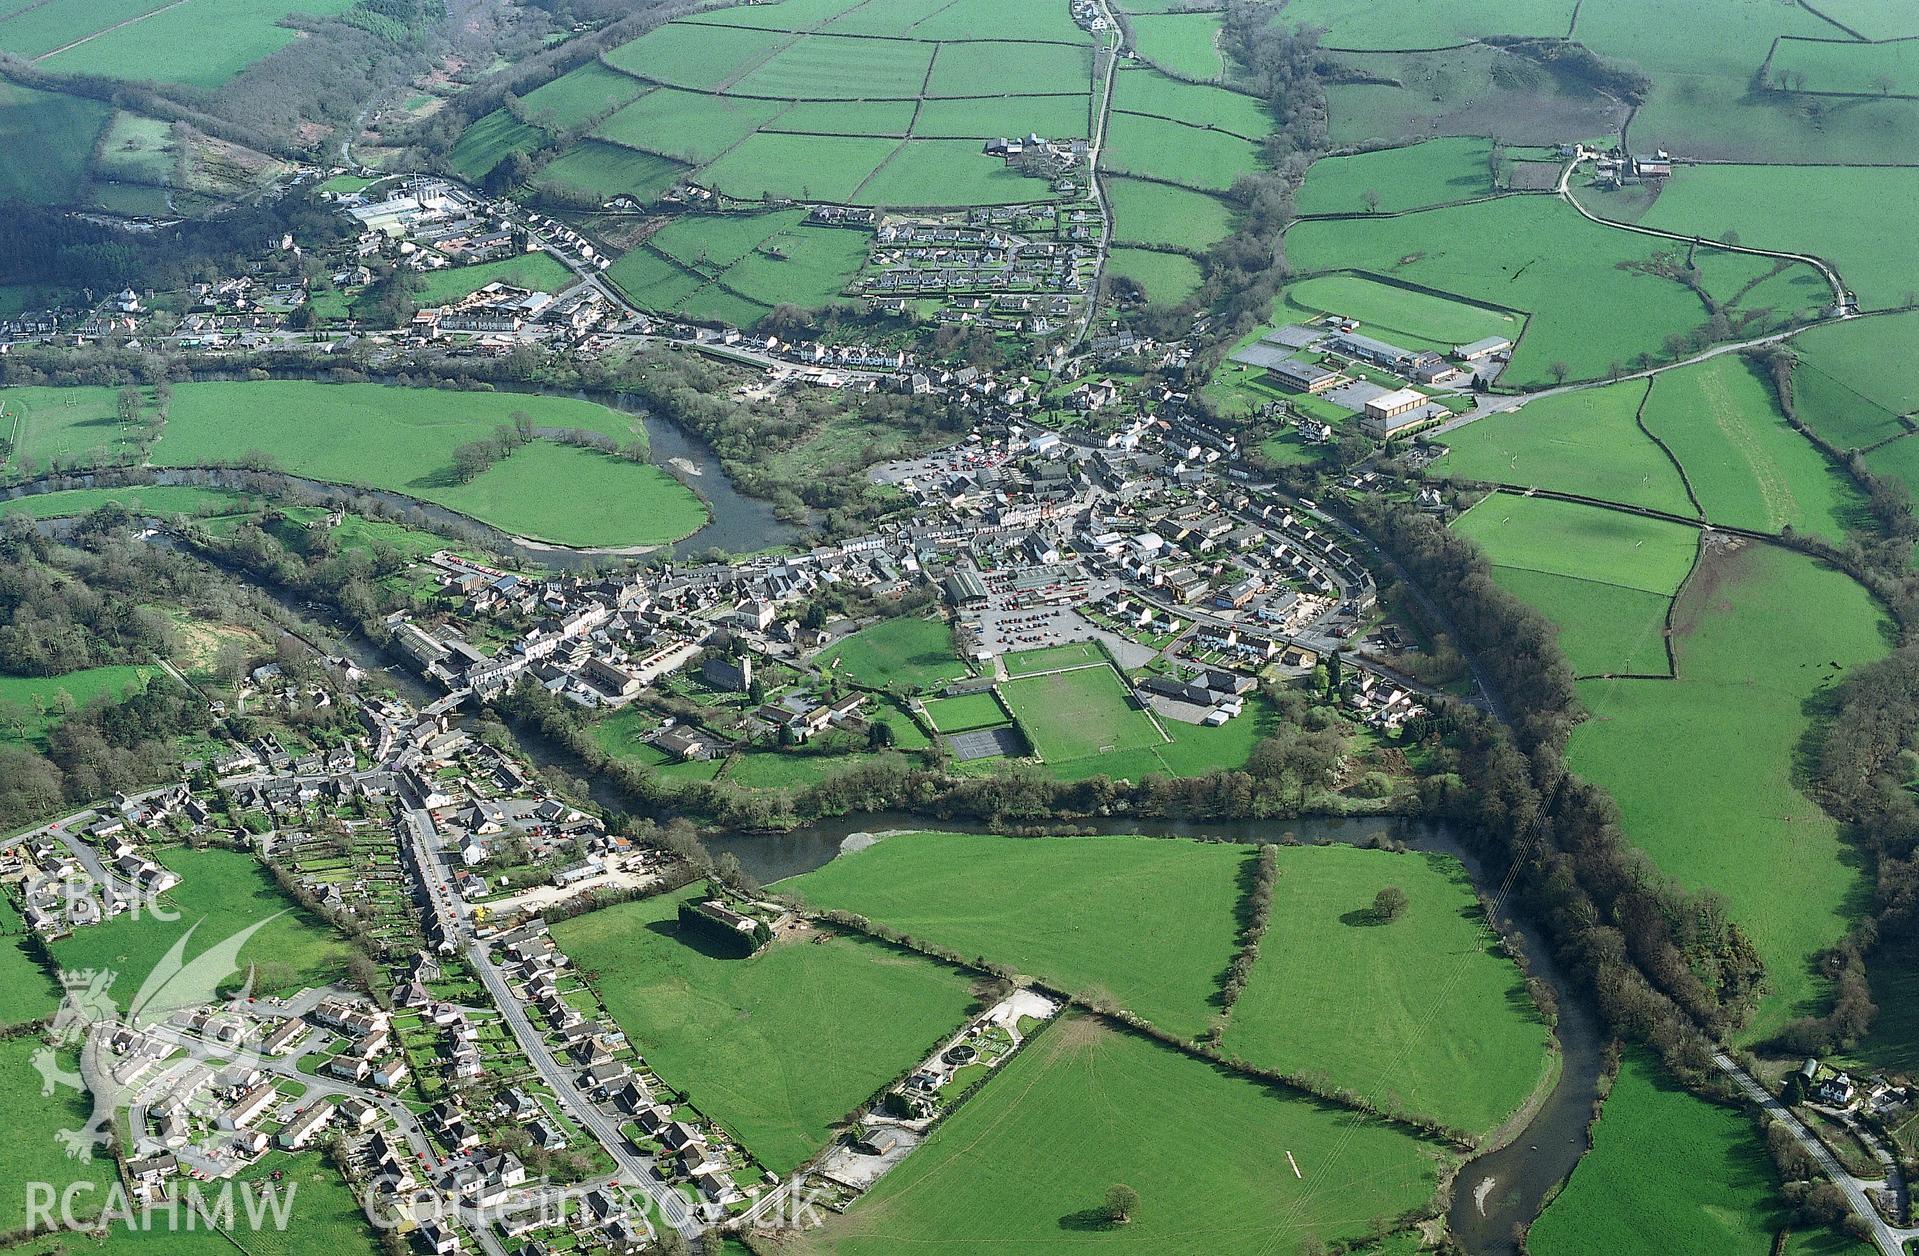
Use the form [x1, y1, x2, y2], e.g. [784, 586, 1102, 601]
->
[602, 22, 797, 91]
[909, 0, 1088, 42]
[684, 0, 863, 31]
[3, 1152, 382, 1256]
[796, 1012, 1444, 1256]
[1001, 666, 1166, 765]
[1130, 697, 1275, 776]
[1569, 543, 1889, 1039]
[1770, 35, 1919, 97]
[1020, 697, 1280, 784]
[0, 1038, 117, 1231]
[1639, 355, 1862, 542]
[724, 749, 895, 790]
[412, 252, 573, 306]
[0, 666, 155, 747]
[147, 381, 706, 548]
[1, 384, 152, 472]
[534, 141, 686, 205]
[712, 223, 868, 309]
[1103, 111, 1263, 192]
[1799, 0, 1919, 39]
[1273, 0, 1575, 49]
[1451, 492, 1699, 592]
[1791, 310, 1919, 449]
[787, 832, 1249, 1038]
[520, 61, 651, 130]
[594, 88, 789, 165]
[1631, 165, 1918, 312]
[1529, 1053, 1801, 1256]
[1107, 178, 1235, 252]
[1128, 11, 1225, 80]
[495, 2, 1101, 216]
[436, 441, 709, 547]
[819, 617, 965, 691]
[701, 132, 898, 203]
[94, 113, 175, 185]
[85, 1152, 382, 1256]
[605, 248, 708, 310]
[1222, 844, 1554, 1138]
[52, 847, 349, 1007]
[735, 32, 935, 97]
[768, 97, 917, 136]
[925, 40, 1090, 98]
[1295, 137, 1495, 217]
[1104, 247, 1204, 305]
[1280, 273, 1522, 353]
[1797, 365, 1911, 453]
[552, 884, 976, 1174]
[1572, 0, 1919, 164]
[1436, 380, 1697, 515]
[34, 0, 354, 87]
[1455, 485, 1697, 677]
[1493, 568, 1679, 679]
[0, 0, 174, 57]
[449, 108, 549, 182]
[853, 140, 1057, 207]
[1113, 66, 1272, 139]
[1286, 196, 1771, 387]
[813, 0, 947, 36]
[922, 691, 1008, 733]
[1861, 432, 1919, 513]
[1322, 44, 1625, 148]
[0, 932, 58, 1026]
[1686, 248, 1827, 321]
[674, 285, 775, 328]
[1003, 642, 1104, 674]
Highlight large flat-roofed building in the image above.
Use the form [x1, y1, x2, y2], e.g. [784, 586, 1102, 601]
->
[1361, 388, 1434, 438]
[1272, 359, 1338, 393]
[1364, 387, 1426, 421]
[1331, 331, 1414, 369]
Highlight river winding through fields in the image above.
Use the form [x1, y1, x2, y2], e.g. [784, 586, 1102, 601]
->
[106, 474, 1596, 1253]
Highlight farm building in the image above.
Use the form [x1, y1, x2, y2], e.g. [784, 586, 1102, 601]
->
[1452, 335, 1512, 361]
[1630, 151, 1673, 178]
